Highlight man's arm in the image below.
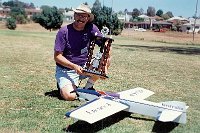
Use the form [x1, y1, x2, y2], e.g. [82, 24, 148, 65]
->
[54, 51, 83, 74]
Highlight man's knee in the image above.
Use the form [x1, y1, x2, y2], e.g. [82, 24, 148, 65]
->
[60, 86, 77, 101]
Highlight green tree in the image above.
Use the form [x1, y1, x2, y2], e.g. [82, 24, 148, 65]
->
[6, 17, 17, 30]
[10, 7, 26, 16]
[166, 11, 174, 18]
[92, 0, 124, 35]
[10, 7, 27, 24]
[3, 1, 34, 24]
[147, 6, 156, 16]
[34, 6, 63, 31]
[40, 5, 51, 10]
[140, 8, 144, 15]
[93, 0, 101, 11]
[156, 9, 163, 17]
[161, 13, 170, 20]
[3, 0, 26, 8]
[29, 3, 35, 8]
[15, 14, 27, 24]
[3, 1, 18, 7]
[132, 8, 140, 19]
[130, 16, 144, 22]
[24, 2, 35, 9]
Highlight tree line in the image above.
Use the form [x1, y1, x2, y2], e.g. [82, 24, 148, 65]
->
[130, 7, 174, 22]
[3, 0, 196, 34]
[2, 0, 124, 35]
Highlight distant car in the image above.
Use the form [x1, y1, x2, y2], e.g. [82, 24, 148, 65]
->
[188, 29, 200, 34]
[134, 28, 147, 32]
[154, 28, 166, 32]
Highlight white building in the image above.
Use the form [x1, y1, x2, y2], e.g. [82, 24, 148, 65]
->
[181, 18, 200, 33]
[117, 12, 132, 22]
[63, 11, 74, 22]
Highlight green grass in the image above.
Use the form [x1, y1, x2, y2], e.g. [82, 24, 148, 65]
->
[0, 29, 200, 133]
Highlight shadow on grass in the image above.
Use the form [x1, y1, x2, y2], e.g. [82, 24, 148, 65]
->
[117, 45, 200, 55]
[152, 121, 179, 133]
[64, 111, 179, 133]
[64, 111, 131, 133]
[44, 89, 64, 100]
[44, 83, 64, 100]
[64, 112, 156, 133]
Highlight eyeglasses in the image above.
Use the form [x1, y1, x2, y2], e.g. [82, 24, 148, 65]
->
[75, 13, 89, 20]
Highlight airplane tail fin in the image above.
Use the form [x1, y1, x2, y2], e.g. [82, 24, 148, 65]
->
[158, 101, 188, 124]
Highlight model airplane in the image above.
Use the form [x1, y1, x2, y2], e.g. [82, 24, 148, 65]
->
[65, 87, 188, 124]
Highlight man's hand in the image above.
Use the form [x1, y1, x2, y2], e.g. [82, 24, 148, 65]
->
[73, 64, 84, 75]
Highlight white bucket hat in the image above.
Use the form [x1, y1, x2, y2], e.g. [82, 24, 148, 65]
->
[72, 4, 94, 22]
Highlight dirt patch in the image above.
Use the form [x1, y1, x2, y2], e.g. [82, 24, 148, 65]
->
[0, 21, 6, 29]
[121, 29, 200, 45]
[0, 22, 71, 32]
[16, 23, 48, 32]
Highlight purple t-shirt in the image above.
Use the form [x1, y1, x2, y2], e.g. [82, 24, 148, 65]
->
[54, 23, 102, 68]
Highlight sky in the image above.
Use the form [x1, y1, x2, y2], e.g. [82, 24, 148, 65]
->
[2, 0, 199, 18]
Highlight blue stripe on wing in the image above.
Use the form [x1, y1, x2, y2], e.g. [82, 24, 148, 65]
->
[76, 88, 102, 97]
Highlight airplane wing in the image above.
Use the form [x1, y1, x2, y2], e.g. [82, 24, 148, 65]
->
[118, 87, 154, 101]
[66, 97, 129, 124]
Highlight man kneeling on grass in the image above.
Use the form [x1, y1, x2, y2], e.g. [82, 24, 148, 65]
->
[54, 3, 111, 101]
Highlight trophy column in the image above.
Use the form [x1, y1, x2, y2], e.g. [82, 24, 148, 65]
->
[83, 36, 114, 78]
[98, 39, 112, 76]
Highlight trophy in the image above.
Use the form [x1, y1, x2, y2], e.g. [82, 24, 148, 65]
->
[83, 27, 114, 78]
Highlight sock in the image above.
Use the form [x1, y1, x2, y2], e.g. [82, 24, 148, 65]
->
[84, 79, 95, 89]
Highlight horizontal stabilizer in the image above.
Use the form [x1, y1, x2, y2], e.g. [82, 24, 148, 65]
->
[158, 101, 187, 123]
[158, 110, 182, 122]
[66, 97, 128, 124]
[118, 87, 154, 101]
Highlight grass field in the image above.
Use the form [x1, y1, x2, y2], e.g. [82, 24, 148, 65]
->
[0, 24, 200, 133]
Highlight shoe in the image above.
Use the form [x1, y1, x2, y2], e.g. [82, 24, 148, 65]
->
[57, 82, 60, 92]
[85, 86, 95, 91]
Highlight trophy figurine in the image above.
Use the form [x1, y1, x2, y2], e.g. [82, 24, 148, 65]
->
[83, 26, 113, 78]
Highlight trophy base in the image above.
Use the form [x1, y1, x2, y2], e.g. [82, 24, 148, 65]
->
[83, 69, 109, 79]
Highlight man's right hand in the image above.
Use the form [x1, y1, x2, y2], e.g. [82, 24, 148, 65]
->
[73, 64, 84, 75]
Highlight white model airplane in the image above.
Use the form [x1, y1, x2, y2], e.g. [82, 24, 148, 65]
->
[65, 87, 188, 124]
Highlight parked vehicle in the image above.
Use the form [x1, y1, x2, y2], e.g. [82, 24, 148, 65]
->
[134, 28, 147, 32]
[188, 28, 200, 34]
[154, 28, 166, 32]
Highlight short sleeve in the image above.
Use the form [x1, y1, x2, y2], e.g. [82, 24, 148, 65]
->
[54, 28, 66, 52]
[91, 24, 103, 38]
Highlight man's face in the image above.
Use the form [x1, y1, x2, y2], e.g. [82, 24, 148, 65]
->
[74, 13, 90, 27]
